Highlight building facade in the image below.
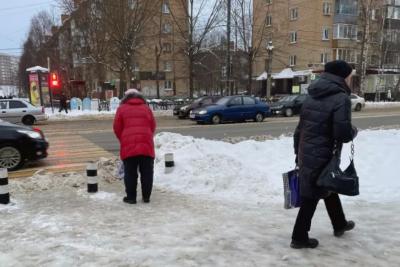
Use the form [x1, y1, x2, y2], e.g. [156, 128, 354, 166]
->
[46, 0, 189, 99]
[253, 0, 400, 99]
[0, 53, 19, 97]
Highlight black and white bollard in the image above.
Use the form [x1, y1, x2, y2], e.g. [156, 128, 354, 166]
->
[165, 153, 175, 174]
[0, 168, 10, 205]
[86, 163, 98, 193]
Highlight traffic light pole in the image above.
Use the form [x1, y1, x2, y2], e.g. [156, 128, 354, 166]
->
[48, 57, 54, 114]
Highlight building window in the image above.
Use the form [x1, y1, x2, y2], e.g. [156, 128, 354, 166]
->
[162, 43, 172, 53]
[128, 0, 137, 9]
[387, 6, 400, 20]
[266, 15, 272, 26]
[164, 80, 173, 90]
[333, 49, 356, 63]
[289, 55, 297, 66]
[290, 8, 298, 20]
[322, 27, 330, 40]
[335, 0, 358, 15]
[133, 62, 140, 71]
[162, 23, 172, 34]
[289, 31, 297, 43]
[164, 61, 172, 72]
[162, 1, 170, 14]
[265, 0, 272, 4]
[333, 24, 357, 40]
[323, 2, 332, 15]
[321, 53, 329, 63]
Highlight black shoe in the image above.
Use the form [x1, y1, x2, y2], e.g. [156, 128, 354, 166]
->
[123, 197, 136, 204]
[143, 198, 150, 203]
[334, 221, 355, 237]
[290, 238, 319, 249]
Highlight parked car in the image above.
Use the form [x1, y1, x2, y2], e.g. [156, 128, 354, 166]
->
[350, 94, 366, 111]
[173, 96, 221, 119]
[0, 99, 48, 125]
[269, 94, 308, 117]
[0, 120, 49, 170]
[190, 95, 270, 124]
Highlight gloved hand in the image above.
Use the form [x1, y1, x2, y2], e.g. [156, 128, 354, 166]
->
[352, 125, 358, 139]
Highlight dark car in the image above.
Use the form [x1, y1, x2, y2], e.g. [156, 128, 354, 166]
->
[173, 96, 221, 119]
[190, 95, 270, 124]
[269, 94, 308, 117]
[0, 120, 49, 171]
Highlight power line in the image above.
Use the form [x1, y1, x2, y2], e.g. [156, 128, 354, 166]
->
[0, 1, 54, 12]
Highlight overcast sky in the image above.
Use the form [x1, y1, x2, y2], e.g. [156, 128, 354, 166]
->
[0, 0, 59, 57]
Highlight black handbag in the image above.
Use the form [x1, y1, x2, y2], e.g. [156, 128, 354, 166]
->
[317, 142, 359, 196]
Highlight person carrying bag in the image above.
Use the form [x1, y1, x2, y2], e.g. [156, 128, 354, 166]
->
[290, 60, 359, 249]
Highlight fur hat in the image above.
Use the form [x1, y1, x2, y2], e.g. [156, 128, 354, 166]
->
[124, 88, 141, 96]
[324, 60, 353, 79]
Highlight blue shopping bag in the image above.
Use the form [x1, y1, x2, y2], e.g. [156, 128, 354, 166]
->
[283, 169, 301, 209]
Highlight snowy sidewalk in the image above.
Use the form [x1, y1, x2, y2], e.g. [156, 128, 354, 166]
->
[1, 180, 399, 267]
[1, 130, 400, 266]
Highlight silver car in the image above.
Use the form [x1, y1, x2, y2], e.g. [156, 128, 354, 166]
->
[0, 99, 48, 125]
[350, 94, 366, 112]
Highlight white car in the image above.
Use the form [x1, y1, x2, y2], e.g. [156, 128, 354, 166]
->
[350, 94, 365, 112]
[0, 99, 48, 125]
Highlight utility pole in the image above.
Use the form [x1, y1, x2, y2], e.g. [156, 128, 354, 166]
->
[226, 0, 231, 95]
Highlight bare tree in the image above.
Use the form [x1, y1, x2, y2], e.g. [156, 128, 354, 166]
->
[96, 0, 162, 97]
[232, 0, 270, 95]
[170, 0, 224, 97]
[56, 0, 76, 14]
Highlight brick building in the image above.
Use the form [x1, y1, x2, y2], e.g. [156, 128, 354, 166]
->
[47, 0, 189, 99]
[253, 0, 400, 99]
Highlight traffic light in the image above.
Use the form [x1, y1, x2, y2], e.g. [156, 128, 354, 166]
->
[49, 72, 61, 89]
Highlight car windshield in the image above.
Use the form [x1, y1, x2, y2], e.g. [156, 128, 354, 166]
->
[193, 97, 206, 104]
[216, 97, 231, 105]
[278, 95, 297, 102]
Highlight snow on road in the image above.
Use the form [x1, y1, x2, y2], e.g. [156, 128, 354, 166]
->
[1, 130, 400, 266]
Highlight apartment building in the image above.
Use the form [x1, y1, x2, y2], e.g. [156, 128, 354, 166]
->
[0, 53, 19, 86]
[47, 0, 189, 98]
[253, 0, 400, 98]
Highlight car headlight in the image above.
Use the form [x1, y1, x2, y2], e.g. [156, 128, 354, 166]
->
[198, 109, 207, 115]
[17, 130, 42, 139]
[180, 105, 189, 111]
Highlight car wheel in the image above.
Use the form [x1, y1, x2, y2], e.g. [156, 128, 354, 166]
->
[0, 145, 24, 171]
[22, 115, 35, 125]
[355, 103, 362, 112]
[211, 114, 221, 124]
[254, 113, 264, 122]
[285, 108, 293, 117]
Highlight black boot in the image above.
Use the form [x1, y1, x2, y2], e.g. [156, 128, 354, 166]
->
[334, 220, 355, 237]
[123, 197, 136, 204]
[290, 238, 319, 249]
[143, 198, 150, 203]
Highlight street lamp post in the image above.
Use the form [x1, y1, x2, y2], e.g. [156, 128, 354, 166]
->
[266, 41, 274, 100]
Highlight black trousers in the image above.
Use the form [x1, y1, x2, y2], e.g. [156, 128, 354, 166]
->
[292, 193, 347, 241]
[59, 106, 68, 113]
[123, 156, 154, 200]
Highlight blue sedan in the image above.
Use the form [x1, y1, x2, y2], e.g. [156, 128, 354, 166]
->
[190, 96, 270, 124]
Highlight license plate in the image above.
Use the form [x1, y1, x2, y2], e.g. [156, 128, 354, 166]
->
[190, 113, 195, 119]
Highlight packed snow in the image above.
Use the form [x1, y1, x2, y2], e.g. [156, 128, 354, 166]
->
[1, 130, 400, 266]
[46, 108, 173, 121]
[365, 101, 400, 109]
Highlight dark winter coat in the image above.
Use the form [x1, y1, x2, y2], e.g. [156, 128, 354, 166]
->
[294, 73, 357, 199]
[60, 95, 67, 108]
[113, 95, 156, 160]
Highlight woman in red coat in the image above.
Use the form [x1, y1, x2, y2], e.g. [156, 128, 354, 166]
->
[113, 89, 156, 204]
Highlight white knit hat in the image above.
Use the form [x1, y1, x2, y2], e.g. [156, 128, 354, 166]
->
[125, 88, 141, 95]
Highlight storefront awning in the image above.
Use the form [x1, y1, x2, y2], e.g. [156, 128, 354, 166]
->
[255, 71, 268, 81]
[272, 68, 295, 79]
[26, 66, 49, 73]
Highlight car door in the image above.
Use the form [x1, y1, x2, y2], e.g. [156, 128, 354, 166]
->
[223, 96, 243, 121]
[0, 101, 11, 122]
[7, 100, 28, 123]
[242, 96, 257, 120]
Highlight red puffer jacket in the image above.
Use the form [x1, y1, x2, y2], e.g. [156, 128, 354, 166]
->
[113, 97, 156, 160]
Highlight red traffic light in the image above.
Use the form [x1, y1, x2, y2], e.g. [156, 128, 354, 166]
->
[49, 72, 60, 89]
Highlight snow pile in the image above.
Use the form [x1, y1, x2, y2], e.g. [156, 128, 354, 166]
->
[153, 130, 400, 204]
[365, 101, 400, 109]
[46, 108, 172, 121]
